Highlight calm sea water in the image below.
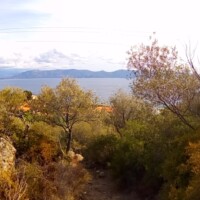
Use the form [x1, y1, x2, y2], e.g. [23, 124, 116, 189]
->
[0, 78, 131, 103]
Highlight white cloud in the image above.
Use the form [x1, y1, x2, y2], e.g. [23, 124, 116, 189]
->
[33, 49, 83, 69]
[0, 49, 125, 71]
[0, 0, 200, 70]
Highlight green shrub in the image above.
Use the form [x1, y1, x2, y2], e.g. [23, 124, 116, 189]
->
[111, 137, 145, 188]
[85, 134, 118, 167]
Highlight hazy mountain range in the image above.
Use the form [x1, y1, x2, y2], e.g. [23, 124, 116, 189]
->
[0, 68, 26, 78]
[0, 68, 132, 79]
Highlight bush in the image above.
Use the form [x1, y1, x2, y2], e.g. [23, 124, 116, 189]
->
[49, 160, 91, 200]
[85, 134, 118, 167]
[0, 169, 28, 200]
[15, 159, 90, 200]
[19, 122, 61, 164]
[111, 137, 145, 188]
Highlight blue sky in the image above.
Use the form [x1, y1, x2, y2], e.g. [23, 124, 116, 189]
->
[0, 0, 199, 71]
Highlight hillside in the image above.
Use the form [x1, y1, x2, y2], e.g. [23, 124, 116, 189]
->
[11, 69, 131, 78]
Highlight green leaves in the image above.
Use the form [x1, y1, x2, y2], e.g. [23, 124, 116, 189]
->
[33, 78, 97, 128]
[31, 78, 98, 151]
[109, 90, 153, 137]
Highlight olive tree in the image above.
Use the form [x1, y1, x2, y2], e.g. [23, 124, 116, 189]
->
[32, 78, 98, 152]
[109, 90, 153, 137]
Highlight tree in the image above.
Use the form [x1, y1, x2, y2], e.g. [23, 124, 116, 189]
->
[0, 87, 26, 115]
[0, 87, 27, 136]
[127, 38, 199, 130]
[109, 90, 153, 137]
[32, 78, 98, 152]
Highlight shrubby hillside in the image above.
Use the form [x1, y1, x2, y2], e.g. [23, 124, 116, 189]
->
[1, 38, 200, 200]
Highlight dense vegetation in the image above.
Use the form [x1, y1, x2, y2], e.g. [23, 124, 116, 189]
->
[1, 38, 200, 200]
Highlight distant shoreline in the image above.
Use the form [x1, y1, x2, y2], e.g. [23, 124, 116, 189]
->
[0, 68, 133, 79]
[0, 78, 131, 102]
[0, 77, 130, 80]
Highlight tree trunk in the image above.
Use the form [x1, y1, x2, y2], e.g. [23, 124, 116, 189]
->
[66, 129, 72, 152]
[65, 112, 72, 152]
[23, 124, 29, 140]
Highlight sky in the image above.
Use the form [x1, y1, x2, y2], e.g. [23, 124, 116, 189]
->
[0, 0, 199, 71]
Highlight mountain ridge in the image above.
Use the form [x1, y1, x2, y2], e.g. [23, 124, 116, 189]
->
[9, 69, 131, 79]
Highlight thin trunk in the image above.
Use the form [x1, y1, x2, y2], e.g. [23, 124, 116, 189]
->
[66, 112, 72, 152]
[66, 129, 72, 152]
[115, 125, 123, 138]
[23, 124, 29, 140]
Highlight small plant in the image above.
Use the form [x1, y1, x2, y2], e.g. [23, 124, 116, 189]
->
[0, 170, 28, 200]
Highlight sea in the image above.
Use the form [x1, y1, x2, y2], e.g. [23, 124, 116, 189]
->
[0, 78, 132, 103]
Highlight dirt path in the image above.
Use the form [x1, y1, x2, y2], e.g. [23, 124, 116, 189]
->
[79, 169, 140, 200]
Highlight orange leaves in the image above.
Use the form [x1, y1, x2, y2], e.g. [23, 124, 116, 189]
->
[40, 141, 57, 163]
[28, 140, 58, 165]
[186, 141, 200, 175]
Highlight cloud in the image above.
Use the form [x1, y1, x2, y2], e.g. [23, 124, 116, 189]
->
[0, 48, 126, 71]
[0, 53, 28, 68]
[34, 49, 68, 63]
[33, 49, 88, 69]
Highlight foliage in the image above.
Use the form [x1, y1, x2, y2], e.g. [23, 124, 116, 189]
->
[0, 87, 26, 114]
[85, 134, 118, 167]
[2, 56, 200, 200]
[18, 160, 90, 200]
[127, 38, 199, 130]
[0, 87, 27, 136]
[24, 90, 33, 101]
[180, 139, 200, 200]
[20, 122, 61, 164]
[0, 169, 28, 200]
[31, 78, 98, 152]
[48, 160, 91, 200]
[111, 136, 145, 187]
[109, 90, 154, 137]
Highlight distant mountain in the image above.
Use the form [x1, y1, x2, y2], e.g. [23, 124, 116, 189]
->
[0, 67, 26, 78]
[11, 69, 131, 78]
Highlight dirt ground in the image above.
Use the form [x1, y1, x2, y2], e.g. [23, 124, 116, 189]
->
[79, 169, 140, 200]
